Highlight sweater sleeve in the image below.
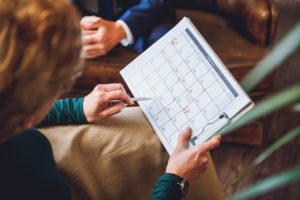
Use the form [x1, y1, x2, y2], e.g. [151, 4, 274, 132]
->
[38, 98, 87, 126]
[150, 173, 183, 200]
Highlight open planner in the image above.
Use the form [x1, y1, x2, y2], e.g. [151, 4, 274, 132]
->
[121, 17, 254, 155]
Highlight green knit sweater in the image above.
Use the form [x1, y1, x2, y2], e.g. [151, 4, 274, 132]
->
[0, 98, 183, 200]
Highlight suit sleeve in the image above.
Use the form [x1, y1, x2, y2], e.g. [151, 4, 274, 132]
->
[119, 0, 174, 40]
[38, 98, 87, 126]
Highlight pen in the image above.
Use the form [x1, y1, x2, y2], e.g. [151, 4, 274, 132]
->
[110, 97, 152, 103]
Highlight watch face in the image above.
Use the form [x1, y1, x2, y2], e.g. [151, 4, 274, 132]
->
[179, 179, 190, 196]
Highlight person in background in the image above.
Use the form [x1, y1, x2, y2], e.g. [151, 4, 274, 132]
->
[0, 0, 220, 199]
[71, 0, 176, 58]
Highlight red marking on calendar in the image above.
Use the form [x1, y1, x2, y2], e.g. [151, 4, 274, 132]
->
[183, 106, 190, 114]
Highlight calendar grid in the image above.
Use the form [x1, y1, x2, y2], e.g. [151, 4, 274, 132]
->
[122, 18, 252, 154]
[128, 29, 238, 150]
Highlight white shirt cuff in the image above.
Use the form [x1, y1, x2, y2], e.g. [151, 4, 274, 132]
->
[116, 20, 134, 46]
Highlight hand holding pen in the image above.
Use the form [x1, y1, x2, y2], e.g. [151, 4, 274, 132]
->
[82, 83, 151, 123]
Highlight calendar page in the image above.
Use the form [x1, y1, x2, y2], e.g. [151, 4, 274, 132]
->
[121, 17, 253, 155]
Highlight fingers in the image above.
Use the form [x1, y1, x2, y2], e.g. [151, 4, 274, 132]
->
[197, 135, 221, 153]
[81, 41, 111, 57]
[98, 102, 127, 118]
[82, 34, 101, 45]
[94, 84, 126, 93]
[80, 19, 120, 57]
[80, 27, 105, 57]
[93, 84, 134, 105]
[80, 16, 103, 30]
[100, 90, 133, 105]
[83, 83, 133, 122]
[81, 29, 97, 36]
[175, 127, 192, 151]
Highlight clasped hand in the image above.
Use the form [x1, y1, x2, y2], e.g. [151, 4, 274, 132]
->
[80, 16, 126, 58]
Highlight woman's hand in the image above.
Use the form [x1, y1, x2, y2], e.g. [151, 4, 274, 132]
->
[166, 128, 221, 182]
[83, 84, 134, 123]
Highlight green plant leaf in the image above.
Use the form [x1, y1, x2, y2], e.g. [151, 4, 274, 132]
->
[228, 166, 300, 200]
[293, 103, 300, 112]
[241, 21, 300, 93]
[254, 126, 300, 165]
[221, 85, 300, 135]
[232, 126, 300, 189]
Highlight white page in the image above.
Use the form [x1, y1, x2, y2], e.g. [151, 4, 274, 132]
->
[121, 17, 253, 155]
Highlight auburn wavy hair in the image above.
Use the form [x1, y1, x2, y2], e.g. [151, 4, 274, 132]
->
[0, 0, 81, 142]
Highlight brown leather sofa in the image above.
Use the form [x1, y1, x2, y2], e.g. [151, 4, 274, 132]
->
[175, 0, 278, 46]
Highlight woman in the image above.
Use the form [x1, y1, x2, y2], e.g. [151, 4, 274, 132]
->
[0, 0, 220, 199]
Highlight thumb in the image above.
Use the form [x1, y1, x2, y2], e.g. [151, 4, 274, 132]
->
[175, 127, 192, 151]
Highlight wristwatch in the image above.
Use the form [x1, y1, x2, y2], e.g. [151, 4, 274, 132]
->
[177, 178, 190, 197]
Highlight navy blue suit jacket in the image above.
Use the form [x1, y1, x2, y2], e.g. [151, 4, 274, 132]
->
[72, 0, 174, 41]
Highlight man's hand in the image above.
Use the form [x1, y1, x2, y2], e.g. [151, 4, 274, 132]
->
[83, 84, 134, 123]
[166, 128, 221, 182]
[80, 16, 126, 59]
